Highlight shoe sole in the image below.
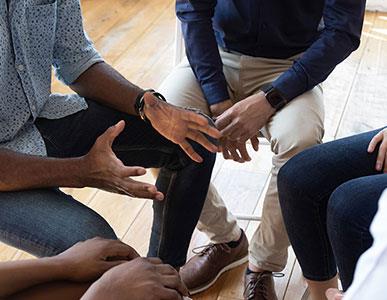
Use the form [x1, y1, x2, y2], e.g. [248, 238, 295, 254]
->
[188, 254, 249, 295]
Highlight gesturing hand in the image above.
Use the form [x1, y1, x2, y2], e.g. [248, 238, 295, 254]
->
[368, 127, 387, 173]
[216, 92, 275, 143]
[143, 93, 222, 163]
[55, 237, 139, 282]
[82, 121, 164, 200]
[82, 258, 188, 300]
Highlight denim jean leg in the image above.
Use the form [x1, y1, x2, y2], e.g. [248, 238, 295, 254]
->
[0, 189, 117, 257]
[278, 128, 385, 281]
[327, 174, 387, 290]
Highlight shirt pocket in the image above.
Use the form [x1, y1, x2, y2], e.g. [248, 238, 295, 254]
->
[26, 0, 57, 61]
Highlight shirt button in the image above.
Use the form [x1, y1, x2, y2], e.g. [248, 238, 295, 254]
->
[17, 64, 25, 71]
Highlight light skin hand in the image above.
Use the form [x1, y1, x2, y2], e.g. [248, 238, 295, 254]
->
[368, 128, 387, 173]
[143, 93, 222, 163]
[216, 92, 275, 143]
[82, 258, 188, 300]
[55, 237, 140, 283]
[81, 120, 164, 201]
[326, 288, 344, 300]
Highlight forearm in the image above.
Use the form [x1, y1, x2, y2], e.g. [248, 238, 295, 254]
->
[0, 149, 85, 192]
[0, 257, 68, 297]
[70, 62, 142, 116]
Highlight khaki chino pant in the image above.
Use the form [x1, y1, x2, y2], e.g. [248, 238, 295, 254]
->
[158, 49, 325, 271]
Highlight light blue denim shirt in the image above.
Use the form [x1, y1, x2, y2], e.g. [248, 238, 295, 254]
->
[0, 0, 103, 156]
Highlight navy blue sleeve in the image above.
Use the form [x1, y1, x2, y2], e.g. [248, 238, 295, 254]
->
[176, 0, 230, 106]
[273, 0, 366, 102]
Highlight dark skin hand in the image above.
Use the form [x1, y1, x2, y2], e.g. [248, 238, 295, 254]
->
[82, 258, 188, 300]
[0, 62, 221, 199]
[210, 99, 260, 163]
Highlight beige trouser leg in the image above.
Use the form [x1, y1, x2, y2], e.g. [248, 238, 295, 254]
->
[158, 50, 325, 271]
[158, 54, 242, 243]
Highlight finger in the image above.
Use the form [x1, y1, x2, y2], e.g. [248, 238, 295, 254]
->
[100, 121, 126, 147]
[376, 141, 387, 171]
[160, 275, 189, 297]
[368, 131, 383, 153]
[119, 166, 147, 178]
[123, 180, 164, 201]
[222, 146, 231, 160]
[183, 110, 209, 127]
[102, 259, 130, 270]
[107, 242, 140, 260]
[155, 264, 179, 276]
[159, 288, 183, 300]
[188, 122, 222, 140]
[187, 131, 218, 153]
[237, 143, 251, 161]
[228, 144, 243, 162]
[221, 122, 240, 141]
[147, 257, 164, 265]
[250, 135, 259, 152]
[215, 109, 234, 130]
[180, 141, 203, 163]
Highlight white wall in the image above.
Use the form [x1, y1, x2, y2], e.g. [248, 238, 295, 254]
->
[366, 0, 387, 11]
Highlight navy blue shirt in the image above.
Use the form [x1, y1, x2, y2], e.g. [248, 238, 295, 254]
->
[176, 0, 366, 105]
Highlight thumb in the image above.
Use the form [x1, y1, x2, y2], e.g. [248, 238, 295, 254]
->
[101, 121, 126, 147]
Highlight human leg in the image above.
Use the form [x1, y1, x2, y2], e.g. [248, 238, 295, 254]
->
[36, 100, 216, 267]
[0, 188, 117, 257]
[327, 174, 387, 290]
[278, 129, 384, 298]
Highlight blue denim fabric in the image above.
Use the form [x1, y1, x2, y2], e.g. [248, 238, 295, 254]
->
[278, 128, 387, 290]
[0, 100, 216, 267]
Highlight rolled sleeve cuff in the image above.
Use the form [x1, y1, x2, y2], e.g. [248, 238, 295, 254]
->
[202, 80, 230, 105]
[272, 64, 309, 102]
[56, 48, 104, 85]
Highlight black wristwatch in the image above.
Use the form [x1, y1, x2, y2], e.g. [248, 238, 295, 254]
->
[134, 89, 167, 123]
[262, 85, 287, 110]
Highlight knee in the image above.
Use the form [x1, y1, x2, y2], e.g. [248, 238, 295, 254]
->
[278, 147, 319, 207]
[272, 122, 324, 158]
[327, 181, 360, 236]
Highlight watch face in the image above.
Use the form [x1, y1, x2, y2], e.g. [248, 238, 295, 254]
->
[267, 89, 286, 109]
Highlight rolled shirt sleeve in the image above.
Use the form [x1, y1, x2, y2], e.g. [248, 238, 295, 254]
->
[52, 0, 104, 85]
[272, 0, 366, 101]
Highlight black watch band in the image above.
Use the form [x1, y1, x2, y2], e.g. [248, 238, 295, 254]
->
[134, 89, 167, 123]
[262, 85, 287, 110]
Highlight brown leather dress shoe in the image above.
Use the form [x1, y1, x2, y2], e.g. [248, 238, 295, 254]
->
[180, 230, 248, 294]
[244, 271, 279, 300]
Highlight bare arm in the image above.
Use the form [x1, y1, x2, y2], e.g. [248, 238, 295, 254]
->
[0, 149, 85, 192]
[70, 62, 142, 116]
[0, 257, 68, 298]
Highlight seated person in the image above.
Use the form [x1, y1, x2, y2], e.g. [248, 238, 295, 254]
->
[0, 0, 220, 270]
[0, 237, 188, 300]
[278, 127, 387, 300]
[325, 189, 387, 300]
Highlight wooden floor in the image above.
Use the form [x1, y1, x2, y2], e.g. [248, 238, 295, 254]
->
[1, 1, 387, 299]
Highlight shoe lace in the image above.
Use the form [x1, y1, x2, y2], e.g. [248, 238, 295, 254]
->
[192, 243, 231, 257]
[243, 272, 284, 300]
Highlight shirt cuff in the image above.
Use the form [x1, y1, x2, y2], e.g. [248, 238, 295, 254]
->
[202, 80, 230, 106]
[55, 49, 104, 85]
[272, 63, 309, 102]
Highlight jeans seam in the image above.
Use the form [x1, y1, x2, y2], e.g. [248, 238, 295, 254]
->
[157, 171, 177, 262]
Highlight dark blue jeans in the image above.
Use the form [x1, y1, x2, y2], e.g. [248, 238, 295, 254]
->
[278, 128, 387, 290]
[0, 100, 216, 267]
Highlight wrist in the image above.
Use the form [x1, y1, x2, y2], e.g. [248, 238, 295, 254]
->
[43, 256, 73, 280]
